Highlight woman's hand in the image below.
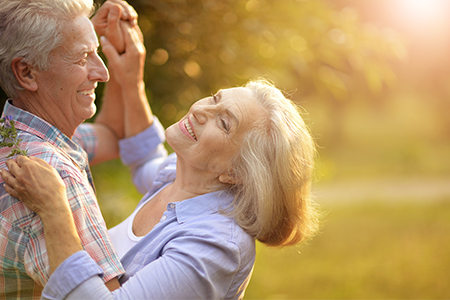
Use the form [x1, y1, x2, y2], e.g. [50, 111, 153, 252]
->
[91, 0, 138, 54]
[0, 155, 68, 217]
[1, 156, 85, 274]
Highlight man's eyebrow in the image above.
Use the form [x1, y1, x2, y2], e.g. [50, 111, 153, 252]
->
[79, 42, 99, 54]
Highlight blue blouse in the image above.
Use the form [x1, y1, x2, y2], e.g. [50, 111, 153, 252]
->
[41, 118, 256, 300]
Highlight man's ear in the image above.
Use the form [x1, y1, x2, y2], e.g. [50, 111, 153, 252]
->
[11, 57, 38, 92]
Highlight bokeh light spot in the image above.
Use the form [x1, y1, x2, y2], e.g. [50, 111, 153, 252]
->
[150, 48, 169, 65]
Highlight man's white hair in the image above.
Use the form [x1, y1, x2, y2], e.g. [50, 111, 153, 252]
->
[0, 0, 94, 97]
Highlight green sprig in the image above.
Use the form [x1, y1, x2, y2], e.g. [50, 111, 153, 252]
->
[0, 116, 28, 158]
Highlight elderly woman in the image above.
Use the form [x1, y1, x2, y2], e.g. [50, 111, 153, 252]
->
[2, 5, 318, 300]
[2, 77, 318, 299]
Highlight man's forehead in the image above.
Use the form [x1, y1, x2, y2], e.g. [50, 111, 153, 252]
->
[58, 16, 98, 56]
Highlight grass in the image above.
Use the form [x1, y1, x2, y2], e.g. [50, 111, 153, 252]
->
[92, 160, 450, 299]
[244, 200, 450, 299]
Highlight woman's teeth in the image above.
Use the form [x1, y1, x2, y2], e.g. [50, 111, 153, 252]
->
[185, 119, 197, 140]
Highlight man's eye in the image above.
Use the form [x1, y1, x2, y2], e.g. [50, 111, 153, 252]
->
[77, 55, 88, 65]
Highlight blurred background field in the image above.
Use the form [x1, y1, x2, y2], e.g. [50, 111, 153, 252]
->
[2, 0, 450, 298]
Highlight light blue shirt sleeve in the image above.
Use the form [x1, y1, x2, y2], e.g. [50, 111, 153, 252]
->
[41, 235, 247, 300]
[41, 251, 104, 300]
[119, 117, 168, 194]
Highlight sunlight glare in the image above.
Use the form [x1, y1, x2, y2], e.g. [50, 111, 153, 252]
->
[397, 0, 447, 24]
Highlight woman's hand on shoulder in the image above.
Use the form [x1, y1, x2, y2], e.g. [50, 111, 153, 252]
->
[1, 155, 68, 217]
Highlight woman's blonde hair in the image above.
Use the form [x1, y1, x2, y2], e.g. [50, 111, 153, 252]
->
[0, 0, 94, 97]
[230, 79, 319, 247]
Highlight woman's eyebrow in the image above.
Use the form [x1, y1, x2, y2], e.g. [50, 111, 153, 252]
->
[216, 90, 239, 127]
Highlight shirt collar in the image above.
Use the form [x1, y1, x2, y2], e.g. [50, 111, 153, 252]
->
[139, 154, 235, 224]
[173, 190, 234, 224]
[2, 100, 89, 170]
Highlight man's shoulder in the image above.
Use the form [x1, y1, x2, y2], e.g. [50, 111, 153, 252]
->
[0, 134, 83, 180]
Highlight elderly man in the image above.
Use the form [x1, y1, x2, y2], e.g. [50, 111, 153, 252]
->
[0, 0, 149, 298]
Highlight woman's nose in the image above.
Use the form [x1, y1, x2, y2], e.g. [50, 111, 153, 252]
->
[191, 104, 215, 124]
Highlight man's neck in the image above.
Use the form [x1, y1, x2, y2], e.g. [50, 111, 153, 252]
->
[11, 96, 77, 138]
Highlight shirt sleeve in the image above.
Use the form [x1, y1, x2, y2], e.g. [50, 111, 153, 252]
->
[22, 149, 124, 286]
[59, 168, 125, 282]
[119, 117, 168, 194]
[41, 251, 107, 300]
[73, 123, 98, 162]
[42, 235, 244, 299]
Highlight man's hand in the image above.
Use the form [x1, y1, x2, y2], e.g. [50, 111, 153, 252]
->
[91, 0, 138, 54]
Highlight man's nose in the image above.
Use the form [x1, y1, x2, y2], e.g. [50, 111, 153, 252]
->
[88, 53, 109, 82]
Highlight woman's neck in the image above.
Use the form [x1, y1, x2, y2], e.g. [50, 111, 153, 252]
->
[171, 159, 228, 201]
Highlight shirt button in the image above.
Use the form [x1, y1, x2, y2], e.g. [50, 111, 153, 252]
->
[169, 203, 176, 209]
[161, 215, 167, 221]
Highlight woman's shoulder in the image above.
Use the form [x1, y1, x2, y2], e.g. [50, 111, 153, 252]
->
[177, 201, 255, 254]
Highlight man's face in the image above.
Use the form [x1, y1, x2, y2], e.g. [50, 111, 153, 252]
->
[33, 15, 109, 135]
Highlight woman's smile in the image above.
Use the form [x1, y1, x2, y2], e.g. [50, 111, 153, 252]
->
[179, 117, 197, 141]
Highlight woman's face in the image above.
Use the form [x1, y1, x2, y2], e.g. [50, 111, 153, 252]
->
[166, 87, 266, 182]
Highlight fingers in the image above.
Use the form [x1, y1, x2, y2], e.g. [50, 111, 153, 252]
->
[5, 157, 22, 176]
[101, 23, 143, 60]
[16, 154, 30, 166]
[107, 0, 138, 25]
[1, 160, 23, 200]
[3, 182, 20, 199]
[121, 22, 145, 52]
[100, 36, 120, 65]
[30, 156, 53, 168]
[106, 7, 125, 54]
[107, 4, 122, 22]
[1, 169, 17, 190]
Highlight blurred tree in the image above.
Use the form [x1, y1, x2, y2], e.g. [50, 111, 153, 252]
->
[1, 0, 406, 144]
[111, 0, 407, 143]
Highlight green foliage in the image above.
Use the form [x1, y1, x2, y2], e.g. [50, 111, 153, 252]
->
[94, 0, 406, 128]
[0, 116, 28, 157]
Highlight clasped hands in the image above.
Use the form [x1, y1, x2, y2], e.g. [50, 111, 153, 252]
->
[91, 0, 138, 54]
[93, 0, 146, 86]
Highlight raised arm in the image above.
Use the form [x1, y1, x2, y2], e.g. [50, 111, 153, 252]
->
[100, 21, 153, 138]
[91, 23, 152, 166]
[88, 0, 142, 165]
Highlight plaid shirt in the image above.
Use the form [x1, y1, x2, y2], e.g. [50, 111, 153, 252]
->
[0, 101, 124, 299]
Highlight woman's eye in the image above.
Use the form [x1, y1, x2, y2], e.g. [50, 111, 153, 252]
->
[221, 119, 229, 132]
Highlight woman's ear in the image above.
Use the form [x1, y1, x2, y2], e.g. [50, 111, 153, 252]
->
[219, 171, 242, 185]
[218, 173, 236, 185]
[11, 57, 38, 92]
